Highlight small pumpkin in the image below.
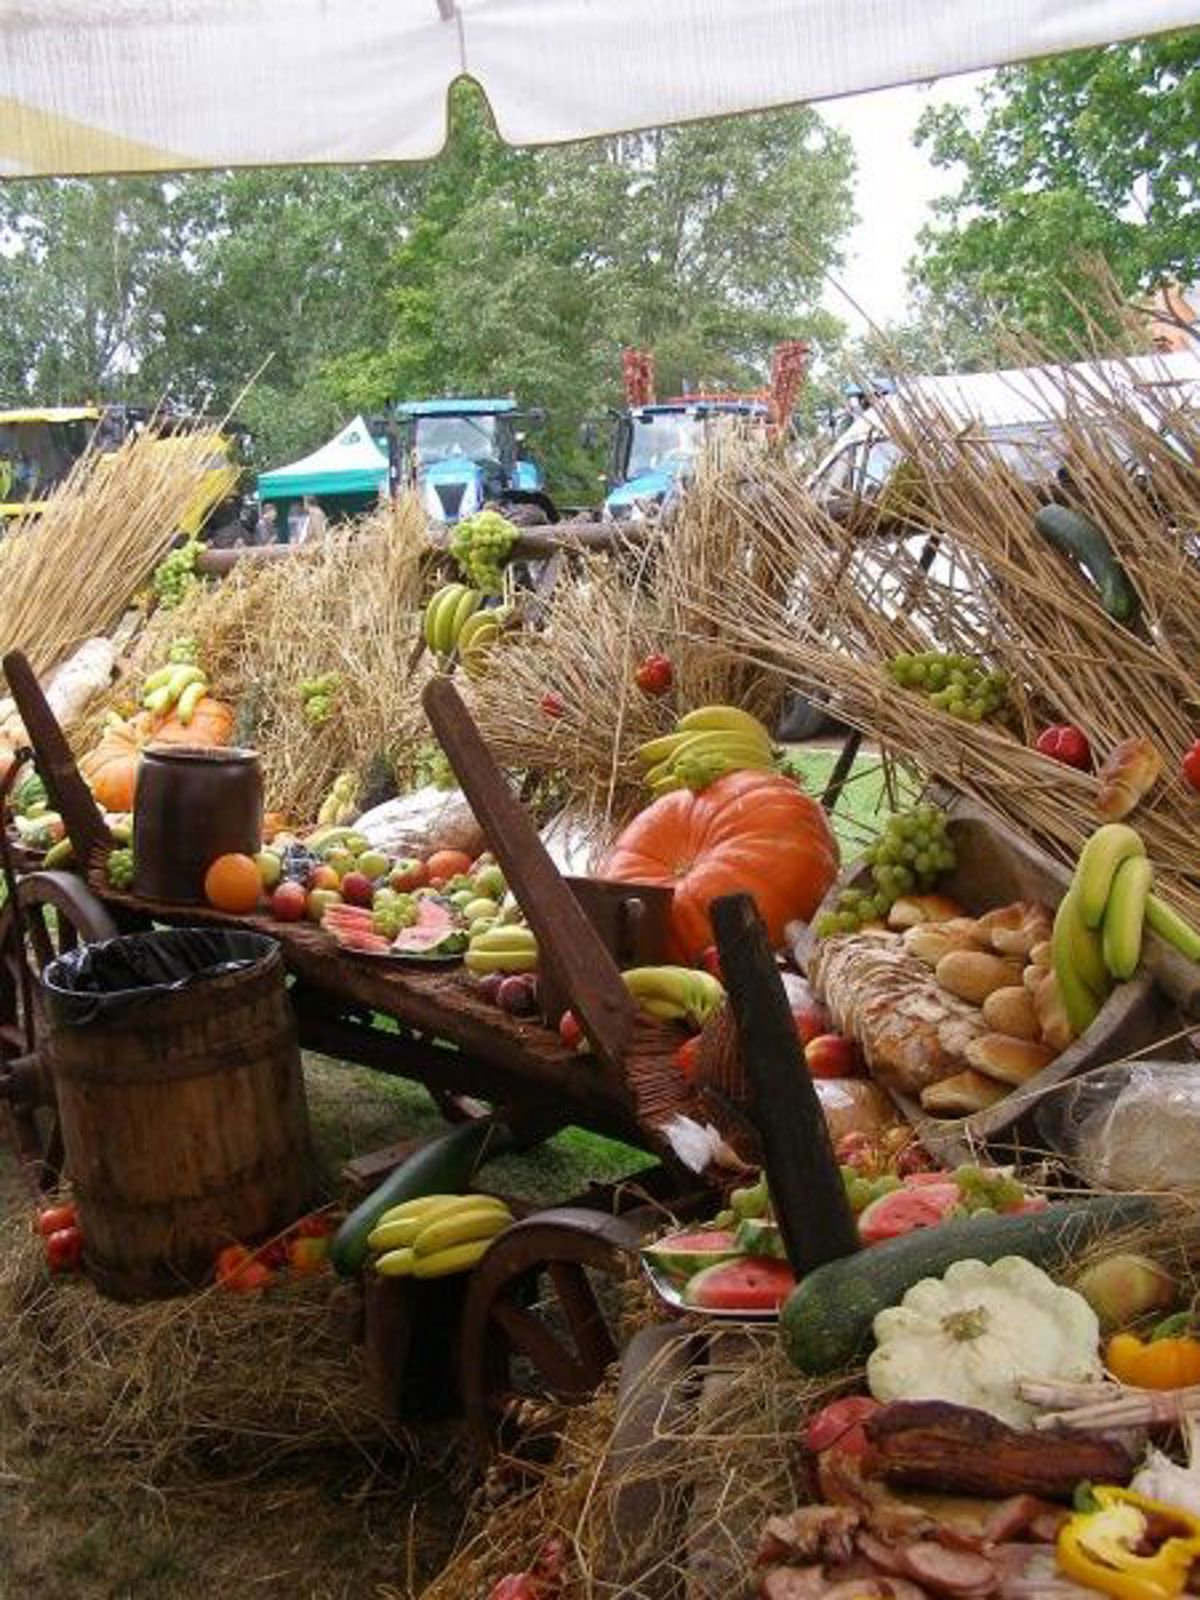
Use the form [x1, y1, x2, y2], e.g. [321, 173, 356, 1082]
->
[151, 696, 235, 749]
[80, 719, 142, 813]
[599, 770, 838, 961]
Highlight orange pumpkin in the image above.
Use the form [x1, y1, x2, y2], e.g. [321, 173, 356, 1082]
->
[151, 696, 235, 748]
[599, 770, 839, 962]
[80, 721, 142, 813]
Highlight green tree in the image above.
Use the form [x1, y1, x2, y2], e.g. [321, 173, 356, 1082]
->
[911, 32, 1200, 350]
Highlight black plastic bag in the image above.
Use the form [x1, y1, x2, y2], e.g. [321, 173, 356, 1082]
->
[43, 928, 279, 1027]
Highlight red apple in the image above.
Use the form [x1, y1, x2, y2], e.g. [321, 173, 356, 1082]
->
[635, 653, 673, 697]
[791, 995, 831, 1046]
[390, 858, 429, 892]
[541, 690, 566, 719]
[804, 1032, 860, 1079]
[340, 871, 375, 908]
[271, 881, 308, 922]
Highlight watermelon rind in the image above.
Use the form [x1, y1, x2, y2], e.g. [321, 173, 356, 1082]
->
[683, 1254, 796, 1312]
[735, 1218, 787, 1260]
[642, 1229, 740, 1284]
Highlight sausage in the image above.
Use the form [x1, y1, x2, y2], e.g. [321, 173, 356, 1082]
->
[898, 1542, 998, 1595]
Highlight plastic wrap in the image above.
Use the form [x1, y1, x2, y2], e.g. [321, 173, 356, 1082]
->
[1037, 1060, 1200, 1191]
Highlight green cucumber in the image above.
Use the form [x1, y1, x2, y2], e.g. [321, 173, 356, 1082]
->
[780, 1194, 1157, 1376]
[1034, 504, 1139, 624]
[331, 1118, 514, 1278]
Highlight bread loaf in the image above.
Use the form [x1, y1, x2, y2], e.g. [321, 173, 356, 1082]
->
[934, 950, 1025, 1005]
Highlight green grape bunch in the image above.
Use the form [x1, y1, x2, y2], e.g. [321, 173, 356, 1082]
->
[372, 895, 418, 939]
[449, 510, 518, 596]
[887, 650, 1009, 724]
[106, 847, 135, 890]
[816, 803, 957, 938]
[152, 540, 206, 610]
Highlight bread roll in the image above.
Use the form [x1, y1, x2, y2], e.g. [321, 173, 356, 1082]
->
[981, 985, 1039, 1041]
[887, 894, 966, 930]
[1034, 969, 1075, 1052]
[935, 950, 1025, 1005]
[921, 1070, 1010, 1116]
[1029, 940, 1052, 971]
[975, 901, 1053, 958]
[965, 1032, 1057, 1085]
[1096, 735, 1163, 822]
[903, 920, 985, 967]
[1023, 963, 1045, 994]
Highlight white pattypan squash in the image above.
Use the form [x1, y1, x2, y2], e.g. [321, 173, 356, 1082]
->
[867, 1255, 1101, 1427]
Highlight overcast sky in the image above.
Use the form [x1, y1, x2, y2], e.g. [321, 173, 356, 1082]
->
[816, 71, 989, 337]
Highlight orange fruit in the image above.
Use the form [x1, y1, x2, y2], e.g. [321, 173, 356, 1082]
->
[204, 853, 263, 914]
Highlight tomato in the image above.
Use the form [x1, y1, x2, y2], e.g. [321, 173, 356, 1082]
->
[1183, 740, 1200, 793]
[674, 1036, 701, 1081]
[36, 1203, 78, 1237]
[215, 1243, 273, 1291]
[45, 1225, 84, 1272]
[256, 1238, 290, 1270]
[1035, 724, 1092, 771]
[291, 1212, 334, 1239]
[634, 653, 673, 697]
[288, 1236, 329, 1276]
[540, 691, 566, 719]
[805, 1396, 881, 1457]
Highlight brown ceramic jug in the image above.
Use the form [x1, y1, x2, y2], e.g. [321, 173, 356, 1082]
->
[133, 745, 263, 904]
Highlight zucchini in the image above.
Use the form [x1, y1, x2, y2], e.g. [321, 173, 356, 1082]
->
[779, 1194, 1157, 1376]
[331, 1118, 514, 1278]
[1034, 504, 1139, 624]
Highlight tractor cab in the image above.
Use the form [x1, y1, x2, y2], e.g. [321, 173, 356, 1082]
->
[392, 397, 556, 524]
[601, 342, 808, 522]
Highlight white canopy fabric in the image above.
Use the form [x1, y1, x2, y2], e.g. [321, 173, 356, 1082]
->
[257, 416, 389, 501]
[2, 1, 1197, 177]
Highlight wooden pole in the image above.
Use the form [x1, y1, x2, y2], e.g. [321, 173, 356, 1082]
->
[711, 892, 858, 1272]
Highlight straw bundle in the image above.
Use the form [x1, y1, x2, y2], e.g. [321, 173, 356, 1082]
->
[677, 371, 1200, 922]
[0, 1217, 411, 1481]
[89, 496, 434, 821]
[464, 467, 793, 829]
[0, 426, 225, 677]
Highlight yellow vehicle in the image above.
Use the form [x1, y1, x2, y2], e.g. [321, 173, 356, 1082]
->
[0, 404, 247, 536]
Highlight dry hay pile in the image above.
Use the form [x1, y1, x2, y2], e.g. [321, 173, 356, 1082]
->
[465, 469, 794, 829]
[87, 496, 434, 821]
[677, 366, 1200, 923]
[0, 425, 225, 677]
[0, 1215, 415, 1483]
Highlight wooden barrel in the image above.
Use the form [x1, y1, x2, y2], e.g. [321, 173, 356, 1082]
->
[47, 935, 315, 1301]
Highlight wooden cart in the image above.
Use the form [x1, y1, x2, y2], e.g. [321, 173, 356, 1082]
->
[0, 651, 735, 1449]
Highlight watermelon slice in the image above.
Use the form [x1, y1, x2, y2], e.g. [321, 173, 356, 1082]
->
[643, 1229, 740, 1284]
[734, 1218, 788, 1260]
[857, 1181, 962, 1245]
[683, 1255, 796, 1313]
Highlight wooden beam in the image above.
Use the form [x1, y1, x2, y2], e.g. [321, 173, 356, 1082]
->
[421, 675, 638, 1089]
[711, 892, 858, 1272]
[3, 651, 112, 861]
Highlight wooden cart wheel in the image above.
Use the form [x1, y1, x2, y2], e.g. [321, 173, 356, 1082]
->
[0, 871, 118, 1192]
[458, 1206, 646, 1456]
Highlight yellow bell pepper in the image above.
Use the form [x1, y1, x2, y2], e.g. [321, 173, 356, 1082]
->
[1107, 1329, 1200, 1390]
[1057, 1486, 1200, 1598]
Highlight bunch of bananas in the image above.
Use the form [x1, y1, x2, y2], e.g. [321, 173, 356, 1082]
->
[1054, 822, 1200, 1035]
[623, 966, 726, 1027]
[635, 705, 776, 795]
[465, 922, 538, 975]
[300, 672, 341, 725]
[424, 583, 484, 660]
[142, 661, 210, 723]
[457, 605, 513, 680]
[316, 771, 360, 828]
[369, 1192, 514, 1278]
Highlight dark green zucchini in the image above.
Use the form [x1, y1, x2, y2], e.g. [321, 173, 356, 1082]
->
[779, 1194, 1157, 1376]
[331, 1118, 514, 1278]
[1034, 504, 1139, 624]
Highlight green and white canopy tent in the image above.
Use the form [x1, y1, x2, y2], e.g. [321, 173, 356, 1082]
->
[257, 416, 389, 505]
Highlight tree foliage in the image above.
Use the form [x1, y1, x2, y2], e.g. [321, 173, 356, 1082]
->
[911, 32, 1200, 350]
[0, 87, 854, 498]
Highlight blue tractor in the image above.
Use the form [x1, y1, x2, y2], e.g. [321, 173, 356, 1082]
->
[601, 343, 809, 522]
[392, 397, 558, 525]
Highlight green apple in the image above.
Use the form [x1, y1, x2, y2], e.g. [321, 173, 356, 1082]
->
[450, 889, 475, 910]
[324, 847, 356, 879]
[355, 849, 391, 881]
[255, 849, 282, 890]
[463, 897, 499, 923]
[468, 915, 497, 939]
[472, 865, 506, 900]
